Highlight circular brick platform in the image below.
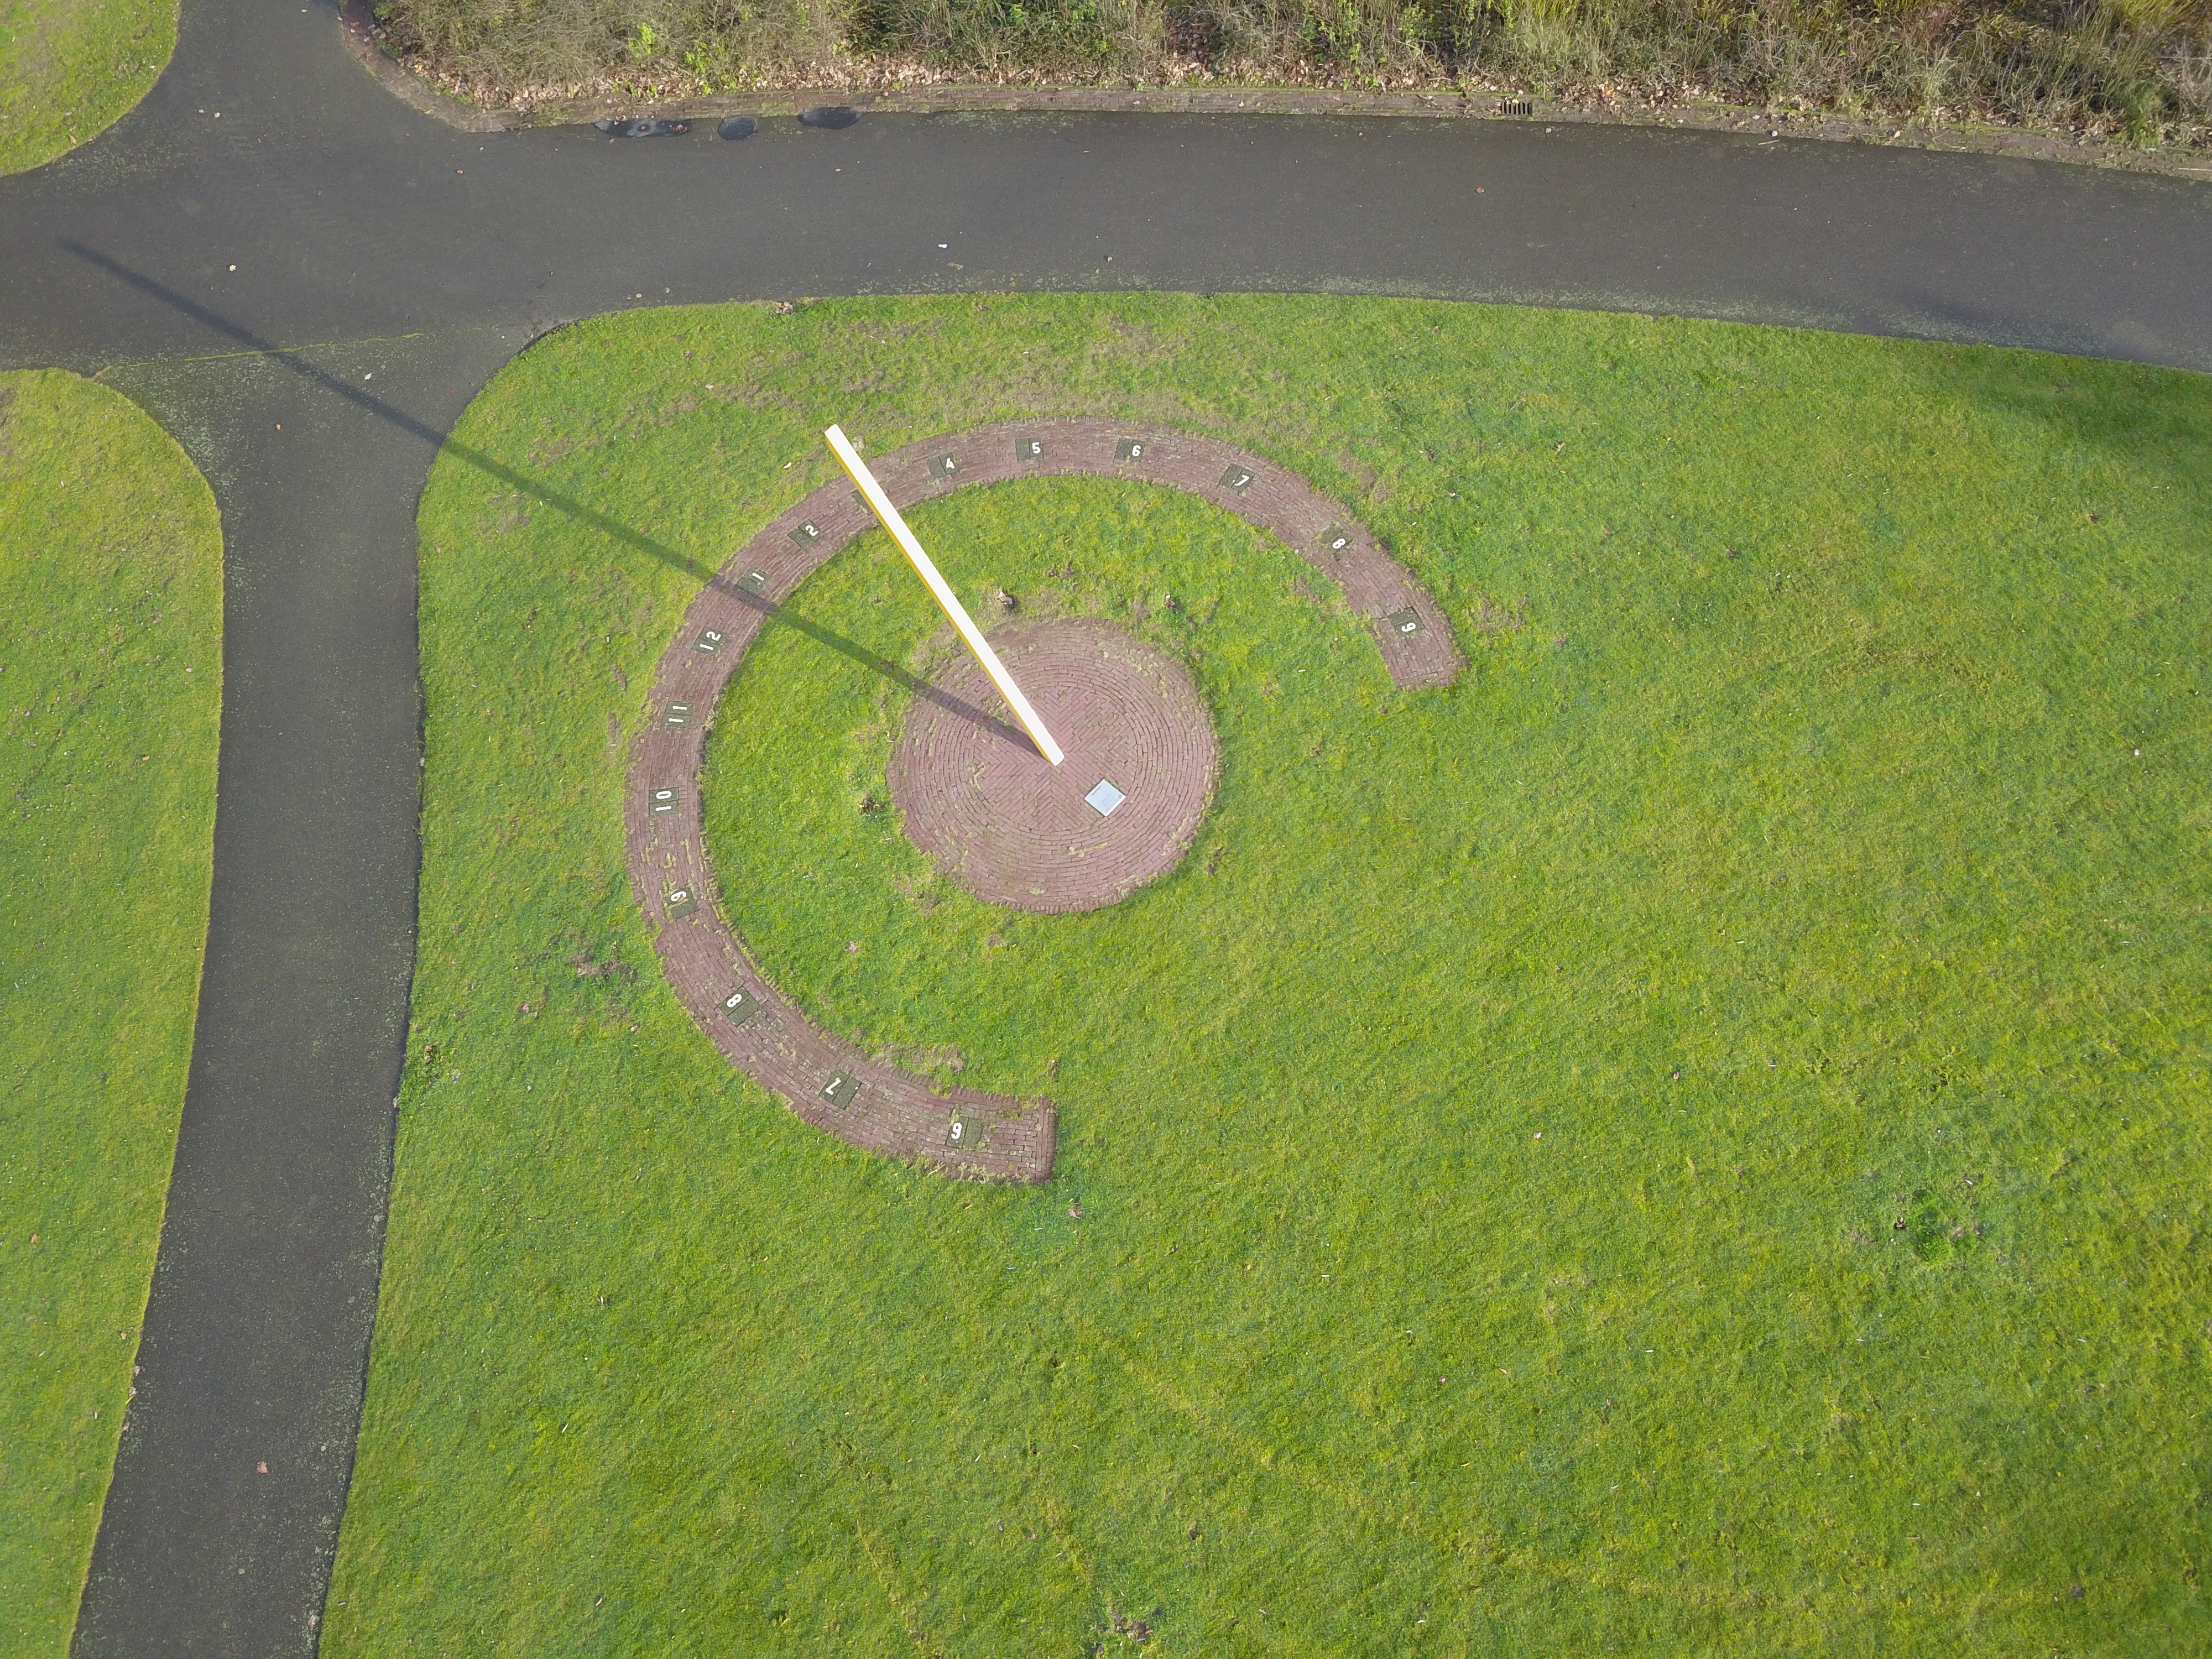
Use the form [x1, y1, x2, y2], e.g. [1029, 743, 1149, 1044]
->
[889, 619, 1218, 913]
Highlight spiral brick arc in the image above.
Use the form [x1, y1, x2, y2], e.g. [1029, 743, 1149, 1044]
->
[627, 417, 1462, 1182]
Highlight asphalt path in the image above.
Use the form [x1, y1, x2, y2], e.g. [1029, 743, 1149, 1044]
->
[1, 0, 2207, 1652]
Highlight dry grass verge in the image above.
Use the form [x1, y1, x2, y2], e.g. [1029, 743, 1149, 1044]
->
[369, 0, 2210, 150]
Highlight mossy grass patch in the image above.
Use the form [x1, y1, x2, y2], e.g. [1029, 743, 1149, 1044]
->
[0, 0, 176, 175]
[330, 295, 2210, 1655]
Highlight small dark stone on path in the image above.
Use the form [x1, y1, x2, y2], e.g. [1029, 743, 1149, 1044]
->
[717, 116, 758, 140]
[799, 106, 860, 129]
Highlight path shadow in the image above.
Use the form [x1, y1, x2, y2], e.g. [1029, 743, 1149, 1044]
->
[1890, 299, 2212, 466]
[64, 242, 1037, 754]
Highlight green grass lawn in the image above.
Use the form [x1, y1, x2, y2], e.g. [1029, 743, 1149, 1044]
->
[0, 369, 221, 1655]
[328, 295, 2210, 1656]
[0, 0, 175, 175]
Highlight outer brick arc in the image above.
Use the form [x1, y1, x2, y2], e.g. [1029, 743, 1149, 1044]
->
[627, 416, 1459, 1184]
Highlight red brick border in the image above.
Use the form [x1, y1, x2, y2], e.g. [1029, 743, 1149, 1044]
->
[626, 417, 1459, 1183]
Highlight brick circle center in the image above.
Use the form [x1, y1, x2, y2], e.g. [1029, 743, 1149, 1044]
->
[887, 618, 1219, 913]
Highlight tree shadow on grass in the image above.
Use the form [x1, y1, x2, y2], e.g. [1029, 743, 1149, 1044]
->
[1880, 314, 2212, 484]
[64, 242, 1039, 755]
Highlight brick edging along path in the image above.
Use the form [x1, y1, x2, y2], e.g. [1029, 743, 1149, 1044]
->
[626, 416, 1462, 1183]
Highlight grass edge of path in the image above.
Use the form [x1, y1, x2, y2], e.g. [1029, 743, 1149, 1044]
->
[0, 0, 179, 176]
[1, 364, 222, 1657]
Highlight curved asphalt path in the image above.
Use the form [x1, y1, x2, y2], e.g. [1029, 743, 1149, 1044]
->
[1, 0, 2206, 1651]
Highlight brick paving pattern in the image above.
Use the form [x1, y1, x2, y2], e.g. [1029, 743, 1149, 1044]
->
[888, 618, 1219, 912]
[628, 416, 1460, 1183]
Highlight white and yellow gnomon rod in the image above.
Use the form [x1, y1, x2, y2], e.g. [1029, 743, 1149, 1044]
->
[824, 424, 1065, 767]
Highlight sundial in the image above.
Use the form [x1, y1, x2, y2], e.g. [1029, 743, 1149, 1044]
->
[624, 418, 1463, 1182]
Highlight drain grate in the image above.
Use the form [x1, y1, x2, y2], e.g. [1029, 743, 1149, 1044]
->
[595, 117, 690, 138]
